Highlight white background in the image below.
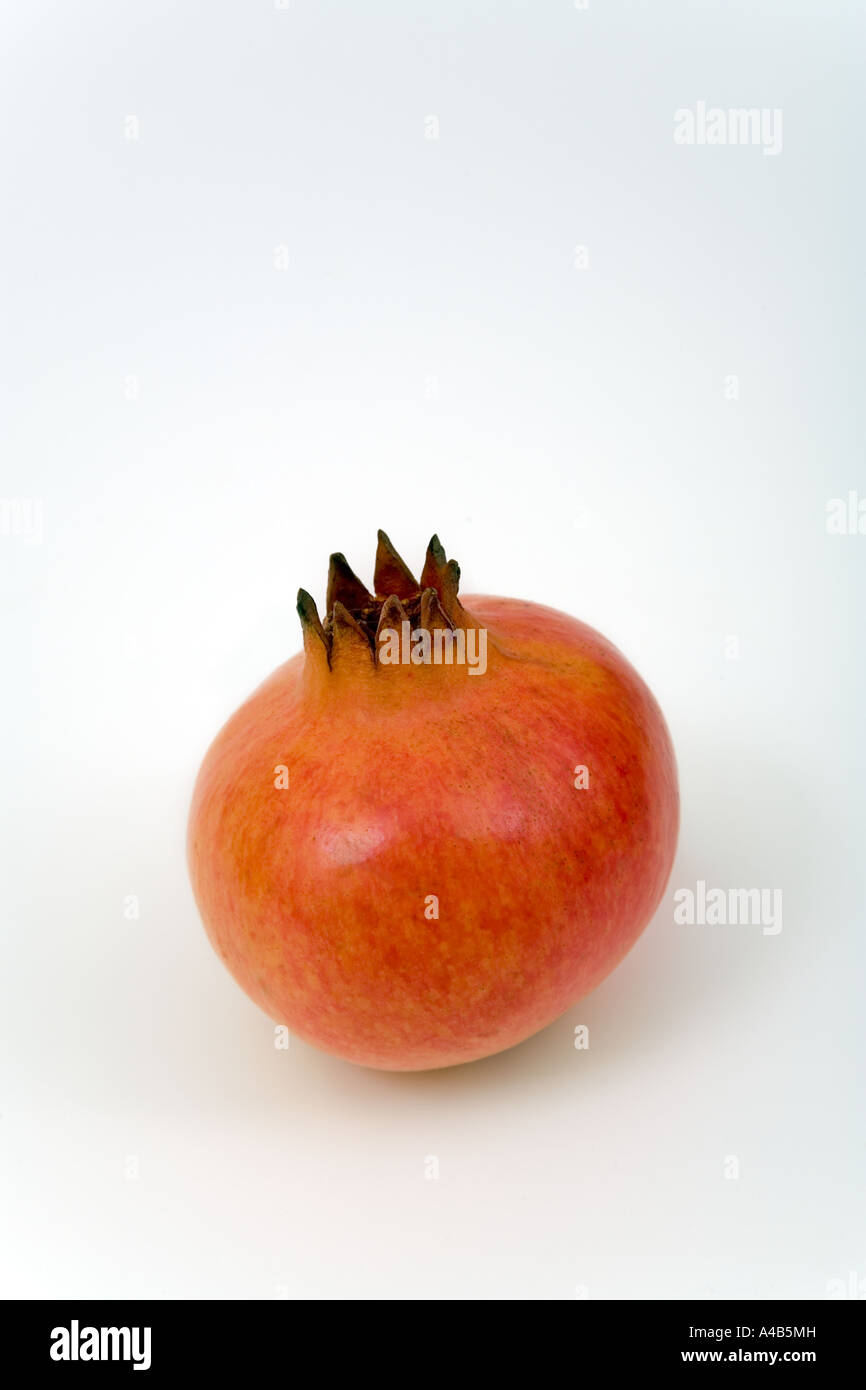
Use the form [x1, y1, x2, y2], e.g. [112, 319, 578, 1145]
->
[2, 1, 864, 1300]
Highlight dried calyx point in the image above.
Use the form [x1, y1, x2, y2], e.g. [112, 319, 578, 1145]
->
[297, 531, 467, 666]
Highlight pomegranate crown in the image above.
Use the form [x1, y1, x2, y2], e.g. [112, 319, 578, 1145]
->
[297, 531, 469, 668]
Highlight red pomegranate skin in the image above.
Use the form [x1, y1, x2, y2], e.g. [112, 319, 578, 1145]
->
[188, 536, 679, 1071]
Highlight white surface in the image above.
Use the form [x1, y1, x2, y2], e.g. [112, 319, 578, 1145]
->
[1, 1, 864, 1300]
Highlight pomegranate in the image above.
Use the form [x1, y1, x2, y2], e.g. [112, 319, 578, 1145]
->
[188, 533, 679, 1070]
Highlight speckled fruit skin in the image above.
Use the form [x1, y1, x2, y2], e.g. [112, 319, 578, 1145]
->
[188, 541, 678, 1072]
